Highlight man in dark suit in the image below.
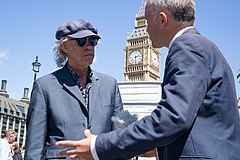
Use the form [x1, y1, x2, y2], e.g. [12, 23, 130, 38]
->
[24, 19, 123, 159]
[56, 0, 240, 159]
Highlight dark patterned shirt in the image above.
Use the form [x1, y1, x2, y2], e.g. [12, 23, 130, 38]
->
[66, 63, 92, 102]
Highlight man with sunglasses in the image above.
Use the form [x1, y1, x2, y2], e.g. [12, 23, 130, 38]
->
[24, 19, 123, 159]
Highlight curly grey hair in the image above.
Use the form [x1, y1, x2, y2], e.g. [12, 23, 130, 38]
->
[52, 36, 69, 67]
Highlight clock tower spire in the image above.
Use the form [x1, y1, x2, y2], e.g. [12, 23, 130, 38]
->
[124, 0, 160, 82]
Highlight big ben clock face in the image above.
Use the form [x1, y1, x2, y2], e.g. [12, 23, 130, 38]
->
[129, 50, 143, 65]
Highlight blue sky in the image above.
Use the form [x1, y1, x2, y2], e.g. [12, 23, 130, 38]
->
[0, 0, 240, 100]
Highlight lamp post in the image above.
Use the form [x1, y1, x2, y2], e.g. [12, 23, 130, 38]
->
[32, 56, 41, 82]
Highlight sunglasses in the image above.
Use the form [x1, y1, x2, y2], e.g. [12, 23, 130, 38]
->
[74, 36, 99, 47]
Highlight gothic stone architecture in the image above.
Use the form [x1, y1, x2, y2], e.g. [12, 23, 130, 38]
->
[124, 0, 160, 82]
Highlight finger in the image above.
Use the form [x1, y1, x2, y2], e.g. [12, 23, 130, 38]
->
[84, 129, 92, 138]
[57, 150, 68, 157]
[66, 149, 80, 155]
[56, 140, 80, 147]
[70, 154, 80, 160]
[57, 149, 78, 157]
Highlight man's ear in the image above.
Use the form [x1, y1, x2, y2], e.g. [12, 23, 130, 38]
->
[61, 41, 69, 53]
[159, 12, 168, 27]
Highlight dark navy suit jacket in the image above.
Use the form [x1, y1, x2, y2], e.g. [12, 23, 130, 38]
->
[95, 28, 240, 160]
[24, 65, 123, 159]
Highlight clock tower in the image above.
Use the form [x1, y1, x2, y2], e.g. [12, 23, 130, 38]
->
[124, 0, 160, 82]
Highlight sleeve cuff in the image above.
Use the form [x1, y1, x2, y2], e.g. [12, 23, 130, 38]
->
[91, 135, 100, 160]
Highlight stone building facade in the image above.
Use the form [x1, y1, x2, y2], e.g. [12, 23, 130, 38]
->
[0, 80, 29, 147]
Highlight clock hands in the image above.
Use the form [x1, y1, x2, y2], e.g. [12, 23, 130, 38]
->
[129, 50, 142, 64]
[134, 54, 139, 64]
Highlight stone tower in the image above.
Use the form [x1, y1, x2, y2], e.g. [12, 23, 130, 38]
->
[124, 0, 160, 82]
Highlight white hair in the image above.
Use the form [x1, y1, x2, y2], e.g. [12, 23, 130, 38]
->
[52, 36, 69, 67]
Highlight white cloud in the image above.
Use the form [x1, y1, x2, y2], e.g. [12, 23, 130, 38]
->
[0, 50, 9, 64]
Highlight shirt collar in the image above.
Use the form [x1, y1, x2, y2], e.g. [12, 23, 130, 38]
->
[66, 62, 92, 88]
[168, 26, 194, 48]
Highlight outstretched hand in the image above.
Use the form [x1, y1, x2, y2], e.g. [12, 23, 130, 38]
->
[56, 129, 95, 160]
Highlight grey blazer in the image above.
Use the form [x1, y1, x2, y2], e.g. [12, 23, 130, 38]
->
[25, 65, 123, 159]
[94, 28, 240, 160]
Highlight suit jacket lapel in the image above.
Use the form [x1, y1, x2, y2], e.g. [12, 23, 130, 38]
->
[56, 66, 88, 116]
[88, 71, 100, 123]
